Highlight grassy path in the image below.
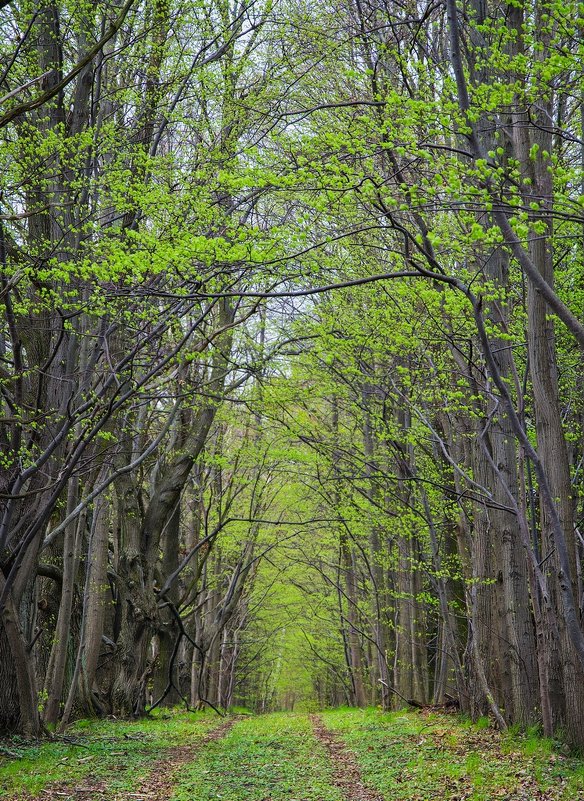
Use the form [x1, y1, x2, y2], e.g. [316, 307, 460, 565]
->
[2, 709, 584, 800]
[171, 712, 343, 801]
[124, 718, 235, 801]
[320, 708, 584, 801]
[0, 711, 225, 800]
[310, 714, 382, 801]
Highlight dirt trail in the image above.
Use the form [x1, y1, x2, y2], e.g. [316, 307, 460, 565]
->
[24, 717, 235, 801]
[310, 715, 384, 801]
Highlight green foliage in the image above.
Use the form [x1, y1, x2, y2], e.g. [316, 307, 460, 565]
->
[2, 0, 584, 749]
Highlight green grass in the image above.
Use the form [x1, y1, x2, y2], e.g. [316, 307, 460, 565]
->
[0, 708, 216, 799]
[2, 708, 584, 801]
[172, 712, 343, 801]
[320, 707, 584, 801]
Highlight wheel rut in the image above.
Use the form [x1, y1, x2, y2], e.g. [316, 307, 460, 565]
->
[310, 714, 384, 801]
[24, 717, 235, 801]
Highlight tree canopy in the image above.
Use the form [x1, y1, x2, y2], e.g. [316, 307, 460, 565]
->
[1, 0, 584, 748]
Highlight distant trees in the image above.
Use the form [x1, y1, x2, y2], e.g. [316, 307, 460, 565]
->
[232, 0, 584, 748]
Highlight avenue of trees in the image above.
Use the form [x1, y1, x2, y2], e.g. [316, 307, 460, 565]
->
[1, 0, 584, 749]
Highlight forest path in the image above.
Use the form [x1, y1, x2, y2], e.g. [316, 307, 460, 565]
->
[310, 714, 383, 801]
[2, 715, 234, 801]
[104, 716, 235, 801]
[109, 718, 235, 801]
[319, 708, 565, 801]
[2, 709, 584, 800]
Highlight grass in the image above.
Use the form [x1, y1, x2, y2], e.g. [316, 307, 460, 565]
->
[2, 708, 584, 801]
[172, 712, 343, 801]
[320, 707, 584, 801]
[0, 708, 216, 799]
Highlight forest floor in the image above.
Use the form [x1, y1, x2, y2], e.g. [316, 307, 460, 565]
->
[1, 708, 584, 801]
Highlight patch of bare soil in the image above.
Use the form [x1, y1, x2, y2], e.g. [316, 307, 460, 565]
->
[310, 715, 384, 801]
[23, 717, 235, 801]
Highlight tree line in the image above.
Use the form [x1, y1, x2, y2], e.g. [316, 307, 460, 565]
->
[1, 0, 584, 748]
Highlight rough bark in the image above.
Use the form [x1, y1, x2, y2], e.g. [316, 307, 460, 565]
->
[75, 494, 111, 717]
[43, 479, 84, 726]
[0, 574, 40, 735]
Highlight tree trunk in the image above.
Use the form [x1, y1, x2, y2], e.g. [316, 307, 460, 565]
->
[43, 479, 83, 726]
[76, 494, 111, 717]
[0, 574, 40, 735]
[151, 503, 181, 706]
[340, 534, 367, 707]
